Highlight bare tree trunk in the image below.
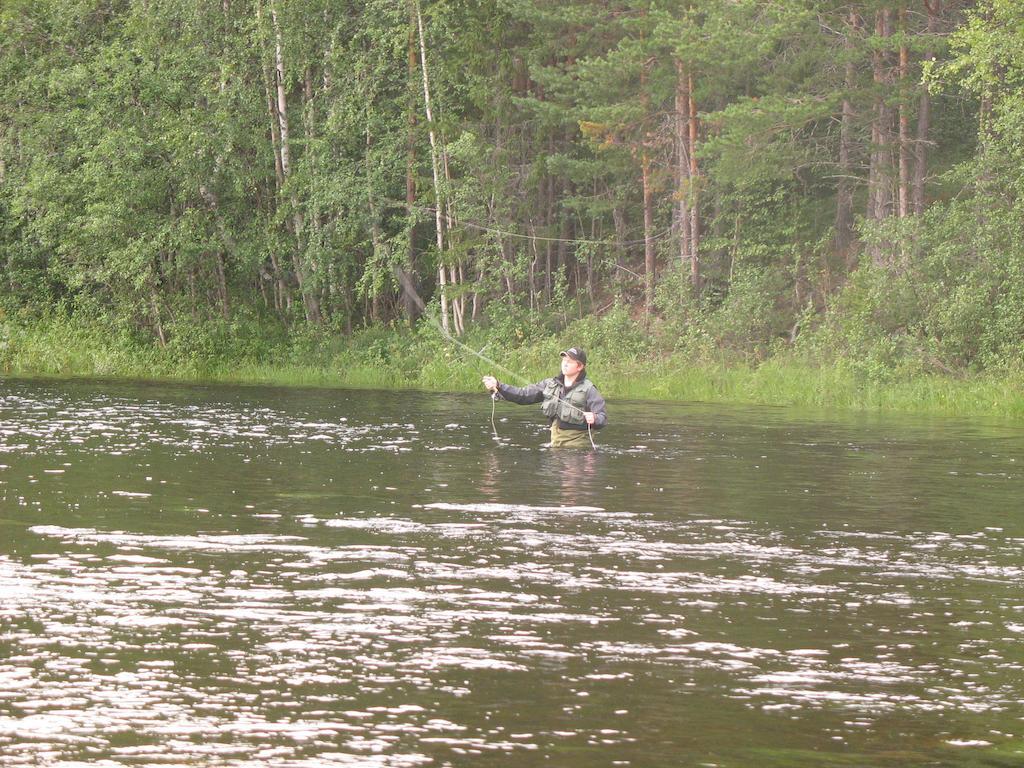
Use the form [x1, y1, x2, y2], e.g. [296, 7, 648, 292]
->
[452, 263, 465, 335]
[303, 65, 327, 321]
[642, 148, 655, 315]
[835, 13, 860, 264]
[544, 136, 555, 305]
[558, 197, 572, 299]
[612, 204, 628, 291]
[487, 192, 516, 307]
[268, 251, 284, 311]
[199, 185, 233, 320]
[413, 0, 450, 335]
[441, 144, 465, 331]
[640, 58, 656, 316]
[674, 59, 693, 289]
[270, 4, 291, 180]
[255, 1, 288, 308]
[527, 221, 538, 311]
[214, 253, 230, 319]
[151, 294, 166, 347]
[688, 72, 701, 290]
[867, 7, 895, 265]
[398, 17, 421, 324]
[366, 123, 385, 325]
[588, 210, 597, 305]
[912, 0, 940, 214]
[868, 8, 895, 221]
[260, 58, 285, 189]
[897, 7, 910, 219]
[267, 0, 321, 323]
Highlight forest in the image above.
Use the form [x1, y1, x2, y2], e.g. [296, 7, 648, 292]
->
[1, 0, 1023, 408]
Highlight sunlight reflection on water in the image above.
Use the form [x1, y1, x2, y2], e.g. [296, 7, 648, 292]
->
[2, 381, 1024, 766]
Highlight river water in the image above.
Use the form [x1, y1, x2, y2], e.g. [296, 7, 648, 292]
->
[1, 378, 1023, 767]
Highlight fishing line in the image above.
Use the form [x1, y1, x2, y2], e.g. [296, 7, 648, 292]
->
[385, 199, 674, 247]
[454, 215, 674, 248]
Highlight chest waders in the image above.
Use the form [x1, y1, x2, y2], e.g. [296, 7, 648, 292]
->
[549, 421, 591, 447]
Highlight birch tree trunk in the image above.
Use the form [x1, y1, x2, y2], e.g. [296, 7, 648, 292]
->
[641, 58, 655, 316]
[642, 148, 655, 315]
[366, 122, 385, 324]
[687, 72, 701, 290]
[400, 18, 421, 323]
[268, 0, 321, 323]
[451, 263, 464, 335]
[255, 1, 287, 309]
[674, 59, 692, 290]
[441, 140, 464, 332]
[413, 0, 450, 335]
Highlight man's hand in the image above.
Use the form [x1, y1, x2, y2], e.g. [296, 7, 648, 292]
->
[482, 375, 498, 392]
[583, 411, 596, 425]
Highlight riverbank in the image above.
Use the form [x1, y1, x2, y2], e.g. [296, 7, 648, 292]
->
[4, 313, 1024, 420]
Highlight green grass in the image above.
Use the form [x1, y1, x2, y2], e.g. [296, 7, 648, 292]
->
[3, 315, 1024, 419]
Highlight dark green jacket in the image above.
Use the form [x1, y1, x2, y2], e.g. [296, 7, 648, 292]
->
[496, 373, 607, 431]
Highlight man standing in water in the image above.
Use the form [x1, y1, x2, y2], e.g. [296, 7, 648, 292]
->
[482, 347, 607, 447]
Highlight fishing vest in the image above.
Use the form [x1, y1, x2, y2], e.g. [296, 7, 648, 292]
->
[541, 378, 593, 426]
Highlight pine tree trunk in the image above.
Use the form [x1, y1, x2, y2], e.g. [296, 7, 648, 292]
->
[527, 221, 538, 311]
[867, 7, 895, 266]
[835, 13, 859, 264]
[912, 0, 940, 214]
[674, 59, 692, 289]
[898, 7, 910, 219]
[544, 135, 555, 304]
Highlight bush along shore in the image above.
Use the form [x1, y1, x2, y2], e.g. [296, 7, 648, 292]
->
[3, 2, 1024, 424]
[4, 300, 1024, 421]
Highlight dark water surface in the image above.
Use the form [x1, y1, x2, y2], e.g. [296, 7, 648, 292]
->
[2, 378, 1023, 767]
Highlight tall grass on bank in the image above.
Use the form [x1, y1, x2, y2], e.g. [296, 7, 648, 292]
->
[3, 315, 1024, 419]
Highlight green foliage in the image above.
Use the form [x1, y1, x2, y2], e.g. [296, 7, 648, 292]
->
[0, 0, 1020, 410]
[479, 300, 554, 350]
[568, 301, 652, 364]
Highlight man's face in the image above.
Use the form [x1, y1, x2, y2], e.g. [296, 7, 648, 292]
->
[561, 356, 584, 378]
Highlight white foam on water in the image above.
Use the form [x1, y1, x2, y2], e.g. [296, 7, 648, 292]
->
[30, 527, 314, 554]
[421, 502, 605, 513]
[946, 740, 993, 747]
